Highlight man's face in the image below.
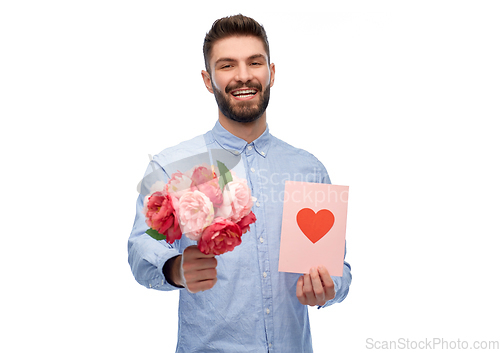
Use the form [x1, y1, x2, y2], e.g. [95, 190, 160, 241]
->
[202, 36, 275, 123]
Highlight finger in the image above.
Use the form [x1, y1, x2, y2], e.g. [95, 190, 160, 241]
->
[195, 251, 217, 259]
[296, 276, 306, 304]
[184, 268, 217, 284]
[310, 267, 325, 305]
[184, 245, 217, 259]
[187, 277, 217, 293]
[183, 257, 218, 272]
[302, 274, 316, 306]
[317, 265, 336, 300]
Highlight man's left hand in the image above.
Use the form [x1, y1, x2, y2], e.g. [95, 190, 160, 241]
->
[296, 266, 336, 306]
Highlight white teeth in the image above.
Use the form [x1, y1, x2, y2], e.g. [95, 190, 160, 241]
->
[233, 89, 257, 96]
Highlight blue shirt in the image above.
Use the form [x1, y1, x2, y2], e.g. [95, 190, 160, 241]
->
[128, 121, 352, 353]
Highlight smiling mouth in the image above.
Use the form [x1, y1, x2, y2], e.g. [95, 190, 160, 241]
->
[231, 89, 258, 99]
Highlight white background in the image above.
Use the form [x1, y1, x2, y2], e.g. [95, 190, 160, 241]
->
[1, 1, 499, 352]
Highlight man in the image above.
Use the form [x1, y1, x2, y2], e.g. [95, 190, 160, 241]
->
[128, 14, 352, 352]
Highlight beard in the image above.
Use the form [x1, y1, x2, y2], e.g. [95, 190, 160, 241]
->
[212, 80, 271, 123]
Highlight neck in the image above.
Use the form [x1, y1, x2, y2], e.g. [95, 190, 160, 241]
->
[218, 111, 267, 143]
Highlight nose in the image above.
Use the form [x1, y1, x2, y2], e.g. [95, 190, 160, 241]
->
[235, 64, 253, 83]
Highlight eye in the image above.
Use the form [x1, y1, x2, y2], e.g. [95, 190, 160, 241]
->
[251, 62, 262, 66]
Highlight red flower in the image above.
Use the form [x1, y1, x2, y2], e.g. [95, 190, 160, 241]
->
[236, 211, 256, 234]
[198, 217, 243, 255]
[144, 191, 182, 243]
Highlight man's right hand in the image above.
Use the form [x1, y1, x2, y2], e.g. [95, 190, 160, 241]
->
[171, 245, 218, 293]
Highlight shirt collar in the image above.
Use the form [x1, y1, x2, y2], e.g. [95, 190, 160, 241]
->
[211, 120, 271, 158]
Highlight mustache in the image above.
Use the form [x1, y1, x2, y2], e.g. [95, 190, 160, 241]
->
[225, 82, 262, 94]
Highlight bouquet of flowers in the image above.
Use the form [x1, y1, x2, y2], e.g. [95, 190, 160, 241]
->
[143, 162, 256, 255]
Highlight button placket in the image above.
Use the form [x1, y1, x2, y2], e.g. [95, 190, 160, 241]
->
[244, 143, 274, 349]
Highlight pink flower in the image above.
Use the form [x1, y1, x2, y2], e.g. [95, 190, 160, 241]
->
[190, 165, 214, 186]
[236, 211, 256, 234]
[144, 191, 182, 243]
[216, 179, 254, 222]
[188, 165, 223, 207]
[166, 171, 193, 198]
[196, 179, 223, 208]
[149, 181, 166, 194]
[198, 217, 243, 255]
[178, 190, 214, 241]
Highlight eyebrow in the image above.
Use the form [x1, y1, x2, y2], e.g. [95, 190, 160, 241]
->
[215, 54, 267, 66]
[248, 54, 267, 61]
[214, 58, 236, 66]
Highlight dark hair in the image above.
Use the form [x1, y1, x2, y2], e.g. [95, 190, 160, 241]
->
[203, 14, 270, 73]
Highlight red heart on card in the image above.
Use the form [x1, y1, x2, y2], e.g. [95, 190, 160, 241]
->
[296, 208, 335, 244]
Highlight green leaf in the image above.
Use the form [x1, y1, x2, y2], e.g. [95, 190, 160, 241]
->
[146, 228, 166, 241]
[217, 160, 233, 191]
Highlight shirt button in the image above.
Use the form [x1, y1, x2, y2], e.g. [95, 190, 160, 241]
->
[256, 201, 261, 207]
[266, 308, 270, 314]
[260, 237, 264, 243]
[263, 272, 267, 278]
[251, 167, 255, 173]
[247, 145, 253, 150]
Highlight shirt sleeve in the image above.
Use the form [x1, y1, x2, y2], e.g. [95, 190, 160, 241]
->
[127, 158, 182, 291]
[316, 159, 353, 308]
[318, 245, 352, 309]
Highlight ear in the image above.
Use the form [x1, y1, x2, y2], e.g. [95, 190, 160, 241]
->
[201, 70, 214, 94]
[269, 63, 276, 88]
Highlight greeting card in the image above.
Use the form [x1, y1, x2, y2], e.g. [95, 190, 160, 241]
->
[278, 181, 349, 276]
